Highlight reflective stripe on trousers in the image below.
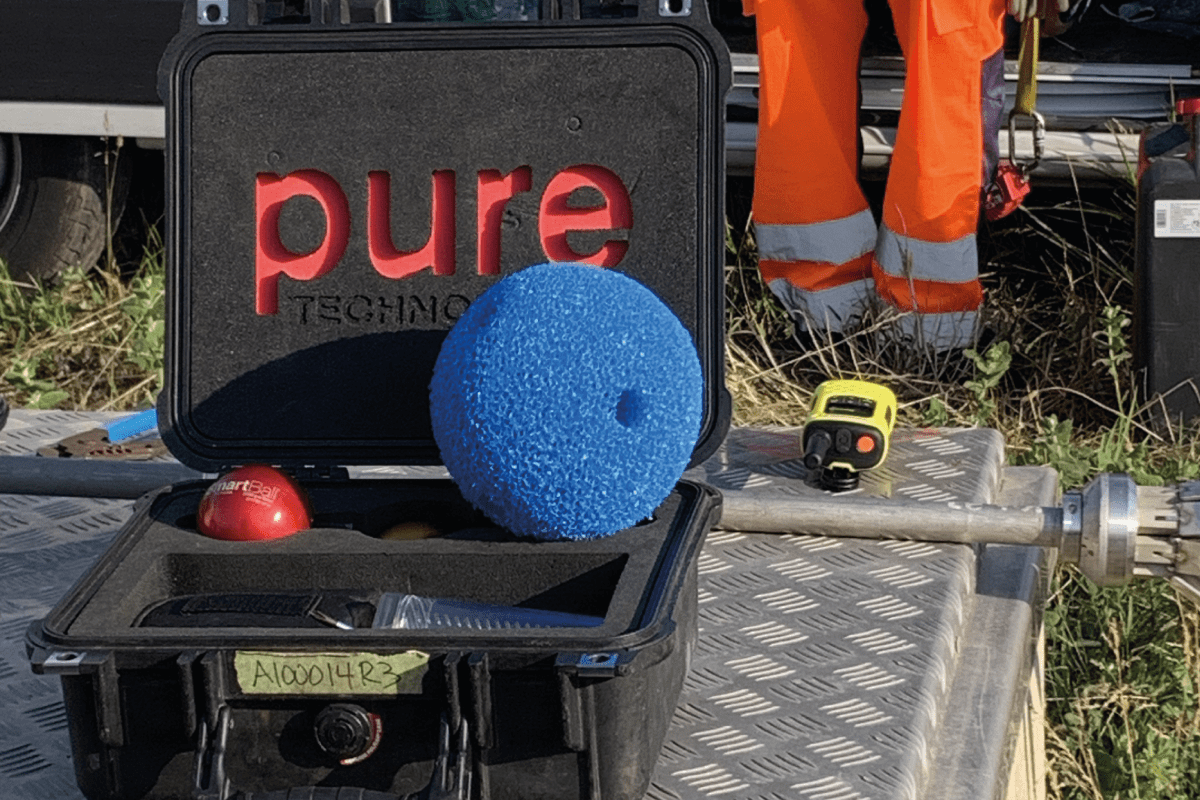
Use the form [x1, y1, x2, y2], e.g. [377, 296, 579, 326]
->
[891, 309, 980, 351]
[756, 208, 877, 267]
[871, 223, 984, 315]
[766, 276, 876, 335]
[756, 210, 878, 332]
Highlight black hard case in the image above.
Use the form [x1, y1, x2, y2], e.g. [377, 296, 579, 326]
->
[1136, 112, 1200, 424]
[26, 2, 731, 798]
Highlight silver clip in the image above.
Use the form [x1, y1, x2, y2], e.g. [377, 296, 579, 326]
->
[1007, 110, 1046, 177]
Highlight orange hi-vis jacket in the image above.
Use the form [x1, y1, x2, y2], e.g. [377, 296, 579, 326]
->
[747, 0, 1006, 350]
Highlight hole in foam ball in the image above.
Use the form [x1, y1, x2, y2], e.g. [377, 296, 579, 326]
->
[615, 389, 644, 429]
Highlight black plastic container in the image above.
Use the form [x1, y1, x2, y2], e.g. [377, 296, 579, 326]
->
[26, 2, 730, 798]
[28, 479, 717, 800]
[1135, 97, 1200, 424]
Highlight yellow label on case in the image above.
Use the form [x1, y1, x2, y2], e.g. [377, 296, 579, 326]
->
[234, 650, 430, 696]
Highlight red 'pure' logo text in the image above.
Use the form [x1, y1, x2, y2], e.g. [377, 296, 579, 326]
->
[255, 165, 633, 316]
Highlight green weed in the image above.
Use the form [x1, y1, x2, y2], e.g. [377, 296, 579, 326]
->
[964, 340, 1013, 426]
[0, 229, 164, 411]
[1046, 570, 1200, 800]
[1016, 415, 1094, 490]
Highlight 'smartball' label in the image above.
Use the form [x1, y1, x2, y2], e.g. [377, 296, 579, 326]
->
[234, 650, 429, 696]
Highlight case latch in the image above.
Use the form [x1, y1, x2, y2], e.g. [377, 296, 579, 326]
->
[192, 705, 232, 800]
[429, 714, 473, 800]
[31, 650, 125, 748]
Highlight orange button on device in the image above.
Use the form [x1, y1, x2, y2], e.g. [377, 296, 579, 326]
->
[856, 434, 875, 454]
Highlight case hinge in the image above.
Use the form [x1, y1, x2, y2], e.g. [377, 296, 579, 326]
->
[292, 465, 350, 481]
[216, 465, 349, 481]
[558, 651, 621, 678]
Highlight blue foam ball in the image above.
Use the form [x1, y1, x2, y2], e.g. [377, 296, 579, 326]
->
[430, 263, 703, 540]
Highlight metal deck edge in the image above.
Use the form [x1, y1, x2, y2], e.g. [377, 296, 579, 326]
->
[920, 466, 1059, 800]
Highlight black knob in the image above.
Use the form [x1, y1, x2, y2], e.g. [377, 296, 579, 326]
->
[803, 430, 833, 470]
[314, 704, 377, 760]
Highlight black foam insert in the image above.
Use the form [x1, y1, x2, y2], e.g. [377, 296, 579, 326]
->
[58, 478, 708, 648]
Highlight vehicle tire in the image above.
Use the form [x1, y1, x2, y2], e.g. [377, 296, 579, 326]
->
[0, 133, 131, 284]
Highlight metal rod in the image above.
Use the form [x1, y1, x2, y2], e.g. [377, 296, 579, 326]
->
[717, 491, 1065, 549]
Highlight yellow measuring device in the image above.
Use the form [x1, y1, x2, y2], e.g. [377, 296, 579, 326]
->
[802, 379, 897, 491]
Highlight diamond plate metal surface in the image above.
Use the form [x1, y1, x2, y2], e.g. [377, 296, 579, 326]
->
[0, 411, 131, 800]
[685, 426, 1005, 505]
[656, 427, 1006, 800]
[0, 415, 1027, 800]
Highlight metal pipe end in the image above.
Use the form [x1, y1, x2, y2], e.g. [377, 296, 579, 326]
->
[1078, 474, 1138, 587]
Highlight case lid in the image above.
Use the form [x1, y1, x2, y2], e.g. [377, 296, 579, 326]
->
[158, 0, 731, 472]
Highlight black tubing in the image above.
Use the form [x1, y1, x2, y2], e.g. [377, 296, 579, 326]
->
[0, 455, 204, 498]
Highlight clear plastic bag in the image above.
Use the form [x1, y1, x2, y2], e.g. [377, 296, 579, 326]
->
[372, 593, 603, 630]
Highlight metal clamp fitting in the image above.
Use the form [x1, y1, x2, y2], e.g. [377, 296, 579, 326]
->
[1059, 489, 1083, 563]
[1078, 473, 1138, 587]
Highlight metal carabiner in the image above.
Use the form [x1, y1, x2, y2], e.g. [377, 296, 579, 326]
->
[1007, 109, 1046, 178]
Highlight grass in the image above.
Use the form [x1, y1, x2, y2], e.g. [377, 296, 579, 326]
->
[1, 170, 1198, 798]
[1044, 570, 1200, 799]
[0, 216, 164, 412]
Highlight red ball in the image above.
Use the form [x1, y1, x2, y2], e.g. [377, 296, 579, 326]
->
[197, 465, 312, 541]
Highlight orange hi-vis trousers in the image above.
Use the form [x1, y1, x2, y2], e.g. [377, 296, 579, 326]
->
[748, 0, 1006, 349]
